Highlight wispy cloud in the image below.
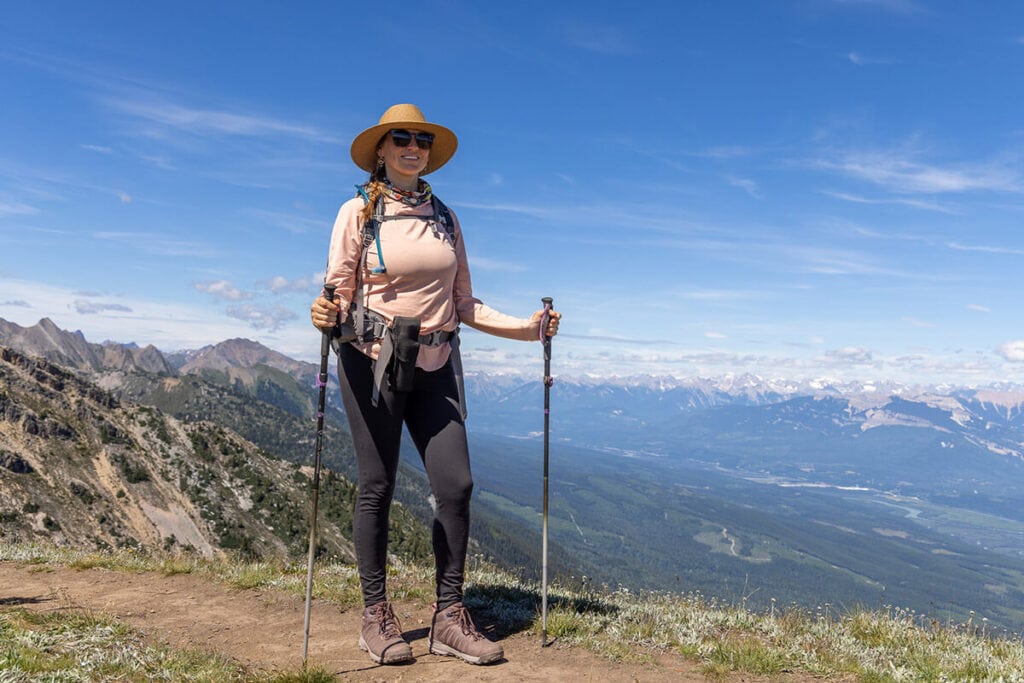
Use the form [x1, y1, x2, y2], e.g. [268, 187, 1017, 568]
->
[790, 246, 903, 277]
[674, 289, 766, 302]
[691, 145, 760, 160]
[468, 256, 528, 273]
[812, 146, 1022, 195]
[821, 189, 956, 213]
[93, 231, 219, 258]
[73, 300, 133, 315]
[824, 346, 875, 363]
[826, 0, 924, 15]
[0, 201, 39, 218]
[946, 241, 1024, 256]
[103, 95, 334, 142]
[967, 304, 990, 313]
[1, 300, 31, 308]
[565, 25, 633, 55]
[454, 200, 551, 220]
[902, 316, 934, 328]
[80, 144, 112, 154]
[246, 208, 325, 235]
[225, 304, 297, 331]
[727, 175, 763, 198]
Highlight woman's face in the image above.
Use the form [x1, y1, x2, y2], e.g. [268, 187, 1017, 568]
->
[378, 129, 431, 183]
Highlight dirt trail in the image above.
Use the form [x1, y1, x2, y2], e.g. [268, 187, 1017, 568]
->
[0, 561, 816, 682]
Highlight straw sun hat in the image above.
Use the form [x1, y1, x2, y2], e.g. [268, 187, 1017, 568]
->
[349, 103, 458, 175]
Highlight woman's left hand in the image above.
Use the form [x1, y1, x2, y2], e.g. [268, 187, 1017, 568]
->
[530, 308, 561, 338]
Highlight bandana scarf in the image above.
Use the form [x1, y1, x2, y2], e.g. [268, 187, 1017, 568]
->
[382, 178, 433, 207]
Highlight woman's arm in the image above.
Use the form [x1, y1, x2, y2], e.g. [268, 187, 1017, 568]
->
[451, 214, 560, 340]
[311, 198, 363, 330]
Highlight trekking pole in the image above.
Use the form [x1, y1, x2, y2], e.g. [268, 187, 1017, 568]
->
[302, 284, 335, 666]
[539, 296, 554, 647]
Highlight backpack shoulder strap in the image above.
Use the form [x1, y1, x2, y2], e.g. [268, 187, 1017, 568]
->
[351, 186, 388, 341]
[431, 195, 457, 245]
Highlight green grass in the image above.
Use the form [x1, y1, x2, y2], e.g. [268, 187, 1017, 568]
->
[0, 608, 249, 681]
[4, 541, 1024, 681]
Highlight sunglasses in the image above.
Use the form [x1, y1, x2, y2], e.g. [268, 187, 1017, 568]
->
[388, 129, 435, 149]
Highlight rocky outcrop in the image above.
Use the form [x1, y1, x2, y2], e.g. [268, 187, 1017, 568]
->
[0, 345, 359, 562]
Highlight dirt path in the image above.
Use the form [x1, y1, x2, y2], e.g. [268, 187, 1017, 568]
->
[0, 561, 813, 682]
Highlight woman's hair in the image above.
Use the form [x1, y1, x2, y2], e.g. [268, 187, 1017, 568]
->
[359, 137, 390, 223]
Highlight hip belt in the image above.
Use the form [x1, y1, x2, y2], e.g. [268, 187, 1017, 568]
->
[332, 306, 466, 420]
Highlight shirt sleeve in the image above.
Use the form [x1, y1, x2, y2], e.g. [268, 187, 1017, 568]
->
[323, 197, 364, 315]
[451, 211, 539, 342]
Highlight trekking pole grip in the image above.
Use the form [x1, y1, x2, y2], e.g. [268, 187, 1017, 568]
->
[321, 284, 337, 349]
[540, 297, 553, 341]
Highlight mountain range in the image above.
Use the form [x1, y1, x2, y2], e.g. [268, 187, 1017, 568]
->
[3, 317, 1024, 632]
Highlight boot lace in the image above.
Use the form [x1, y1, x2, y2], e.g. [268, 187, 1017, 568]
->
[369, 602, 403, 640]
[447, 604, 485, 641]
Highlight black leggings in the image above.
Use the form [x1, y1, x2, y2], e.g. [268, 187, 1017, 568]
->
[337, 342, 472, 609]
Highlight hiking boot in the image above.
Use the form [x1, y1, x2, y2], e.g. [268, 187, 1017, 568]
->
[428, 602, 504, 665]
[359, 602, 413, 664]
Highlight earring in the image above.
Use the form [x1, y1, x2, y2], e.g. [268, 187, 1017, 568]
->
[376, 157, 384, 169]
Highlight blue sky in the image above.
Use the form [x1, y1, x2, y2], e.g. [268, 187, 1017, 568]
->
[2, 1, 1024, 385]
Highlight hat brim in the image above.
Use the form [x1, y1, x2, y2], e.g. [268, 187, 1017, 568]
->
[350, 121, 458, 176]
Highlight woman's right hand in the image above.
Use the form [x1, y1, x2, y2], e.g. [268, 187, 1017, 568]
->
[310, 294, 339, 331]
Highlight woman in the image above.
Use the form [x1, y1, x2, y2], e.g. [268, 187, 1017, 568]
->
[310, 103, 560, 666]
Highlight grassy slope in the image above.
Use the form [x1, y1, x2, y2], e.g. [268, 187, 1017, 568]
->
[2, 543, 1023, 682]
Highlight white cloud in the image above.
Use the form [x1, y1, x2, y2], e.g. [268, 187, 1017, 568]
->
[0, 274, 315, 358]
[902, 317, 934, 328]
[848, 52, 865, 65]
[997, 341, 1024, 363]
[81, 144, 112, 154]
[705, 331, 727, 339]
[260, 274, 320, 294]
[194, 280, 251, 301]
[117, 191, 132, 204]
[967, 304, 990, 313]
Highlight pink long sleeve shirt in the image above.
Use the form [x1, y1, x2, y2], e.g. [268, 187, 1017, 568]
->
[324, 194, 537, 371]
